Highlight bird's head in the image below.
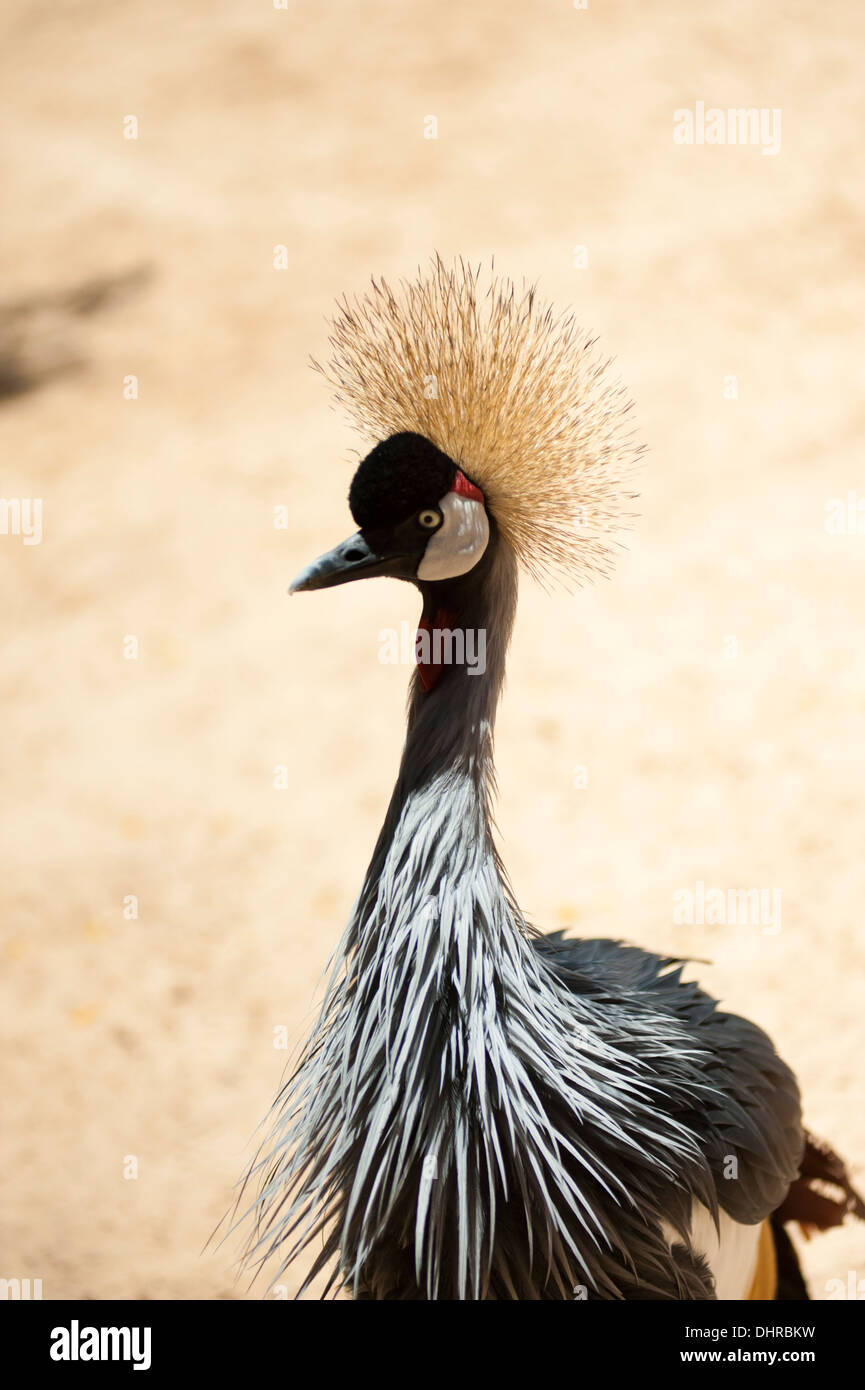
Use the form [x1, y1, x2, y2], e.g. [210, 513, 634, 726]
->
[290, 432, 491, 595]
[289, 256, 642, 608]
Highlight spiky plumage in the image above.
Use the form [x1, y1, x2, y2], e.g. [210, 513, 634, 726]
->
[313, 255, 642, 587]
[230, 261, 861, 1301]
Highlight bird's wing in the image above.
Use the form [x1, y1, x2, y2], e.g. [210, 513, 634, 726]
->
[535, 933, 804, 1226]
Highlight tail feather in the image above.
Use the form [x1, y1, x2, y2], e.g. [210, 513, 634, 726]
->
[776, 1130, 865, 1230]
[770, 1129, 864, 1301]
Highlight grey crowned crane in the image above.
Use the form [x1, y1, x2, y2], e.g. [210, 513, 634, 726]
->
[237, 258, 863, 1300]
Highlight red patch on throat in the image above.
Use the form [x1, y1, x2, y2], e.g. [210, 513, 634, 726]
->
[416, 607, 455, 693]
[451, 469, 485, 504]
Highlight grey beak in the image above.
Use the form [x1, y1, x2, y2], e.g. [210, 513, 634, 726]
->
[289, 531, 402, 594]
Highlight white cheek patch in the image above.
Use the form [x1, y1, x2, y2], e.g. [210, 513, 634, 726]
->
[417, 491, 490, 581]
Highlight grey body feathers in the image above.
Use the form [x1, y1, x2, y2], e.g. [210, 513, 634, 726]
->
[239, 538, 803, 1299]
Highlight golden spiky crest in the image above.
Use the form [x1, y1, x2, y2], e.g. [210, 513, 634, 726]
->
[313, 256, 643, 588]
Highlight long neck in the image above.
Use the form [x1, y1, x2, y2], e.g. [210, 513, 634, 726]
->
[357, 537, 519, 921]
[253, 536, 707, 1302]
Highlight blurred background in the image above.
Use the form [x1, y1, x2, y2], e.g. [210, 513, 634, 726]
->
[1, 0, 863, 1299]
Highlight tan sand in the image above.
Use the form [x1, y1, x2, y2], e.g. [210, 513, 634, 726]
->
[0, 0, 862, 1299]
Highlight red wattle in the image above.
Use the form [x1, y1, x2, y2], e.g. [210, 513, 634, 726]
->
[416, 608, 455, 693]
[451, 469, 485, 503]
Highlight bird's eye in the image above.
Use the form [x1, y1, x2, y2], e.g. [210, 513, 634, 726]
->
[418, 509, 441, 529]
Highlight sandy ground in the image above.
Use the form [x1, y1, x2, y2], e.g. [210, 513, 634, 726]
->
[1, 0, 863, 1300]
